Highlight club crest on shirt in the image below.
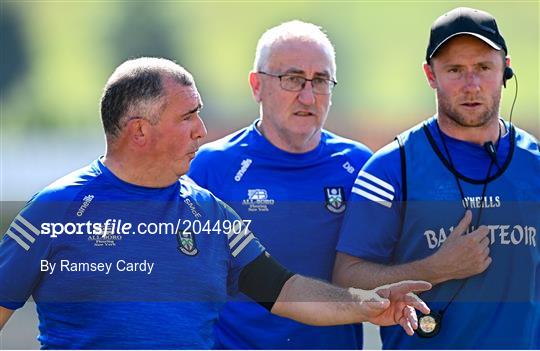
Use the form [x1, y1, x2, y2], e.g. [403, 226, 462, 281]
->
[324, 186, 346, 214]
[242, 189, 275, 212]
[177, 228, 198, 256]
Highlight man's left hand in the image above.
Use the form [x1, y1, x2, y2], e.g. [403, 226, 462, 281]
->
[355, 280, 431, 335]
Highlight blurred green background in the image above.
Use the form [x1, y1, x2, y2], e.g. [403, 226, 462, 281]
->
[0, 2, 538, 206]
[2, 1, 538, 200]
[0, 2, 538, 349]
[2, 1, 538, 143]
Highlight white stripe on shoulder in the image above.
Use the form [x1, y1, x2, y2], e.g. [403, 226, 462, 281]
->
[354, 179, 394, 201]
[358, 171, 395, 193]
[16, 215, 40, 236]
[225, 221, 243, 240]
[6, 230, 30, 251]
[352, 187, 392, 208]
[228, 226, 249, 249]
[10, 222, 36, 244]
[231, 233, 255, 258]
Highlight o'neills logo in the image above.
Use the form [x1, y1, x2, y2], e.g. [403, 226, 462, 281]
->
[234, 159, 252, 182]
[77, 195, 94, 217]
[462, 196, 501, 209]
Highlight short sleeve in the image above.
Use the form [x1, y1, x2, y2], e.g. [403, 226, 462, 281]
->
[216, 199, 265, 296]
[336, 141, 405, 263]
[0, 198, 56, 310]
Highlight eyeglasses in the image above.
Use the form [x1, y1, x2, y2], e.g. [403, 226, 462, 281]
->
[258, 71, 337, 95]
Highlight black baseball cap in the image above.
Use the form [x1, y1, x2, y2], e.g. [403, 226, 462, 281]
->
[426, 7, 508, 62]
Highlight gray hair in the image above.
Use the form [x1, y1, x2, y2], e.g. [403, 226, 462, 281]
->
[100, 57, 195, 139]
[253, 20, 336, 77]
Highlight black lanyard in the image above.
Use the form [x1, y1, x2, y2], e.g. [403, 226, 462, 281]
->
[435, 122, 501, 314]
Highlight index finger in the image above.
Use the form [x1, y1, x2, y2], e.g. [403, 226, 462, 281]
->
[404, 293, 431, 315]
[448, 210, 472, 238]
[385, 280, 432, 296]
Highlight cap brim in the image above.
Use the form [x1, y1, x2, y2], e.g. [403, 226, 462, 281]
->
[429, 32, 502, 59]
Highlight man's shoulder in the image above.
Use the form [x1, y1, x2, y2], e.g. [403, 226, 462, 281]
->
[353, 139, 405, 204]
[32, 160, 103, 203]
[323, 129, 372, 156]
[180, 176, 246, 226]
[16, 161, 103, 224]
[363, 140, 402, 172]
[514, 124, 540, 157]
[190, 126, 255, 175]
[198, 126, 253, 156]
[395, 118, 432, 145]
[188, 125, 256, 188]
[321, 130, 372, 171]
[180, 175, 215, 198]
[180, 176, 226, 209]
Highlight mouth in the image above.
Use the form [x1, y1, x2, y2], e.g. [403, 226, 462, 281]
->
[460, 102, 483, 108]
[293, 111, 316, 117]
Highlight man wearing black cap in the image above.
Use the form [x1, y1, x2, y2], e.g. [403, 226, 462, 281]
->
[334, 7, 540, 349]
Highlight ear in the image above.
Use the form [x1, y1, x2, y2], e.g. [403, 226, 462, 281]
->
[125, 118, 147, 146]
[423, 62, 437, 89]
[505, 56, 511, 68]
[249, 71, 262, 103]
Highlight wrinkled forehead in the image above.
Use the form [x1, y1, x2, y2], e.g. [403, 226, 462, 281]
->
[162, 78, 202, 109]
[265, 39, 335, 78]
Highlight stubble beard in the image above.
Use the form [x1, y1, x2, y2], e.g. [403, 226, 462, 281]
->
[436, 89, 501, 128]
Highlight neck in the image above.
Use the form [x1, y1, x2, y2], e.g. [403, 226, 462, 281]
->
[436, 114, 503, 146]
[103, 151, 176, 188]
[257, 119, 321, 153]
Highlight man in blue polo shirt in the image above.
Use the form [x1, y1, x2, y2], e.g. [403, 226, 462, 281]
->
[0, 57, 431, 349]
[189, 20, 372, 349]
[334, 7, 540, 349]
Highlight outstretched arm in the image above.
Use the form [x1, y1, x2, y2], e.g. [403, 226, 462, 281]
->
[271, 275, 430, 335]
[238, 246, 430, 335]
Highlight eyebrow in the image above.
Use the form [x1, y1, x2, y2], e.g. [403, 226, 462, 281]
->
[475, 61, 496, 66]
[181, 103, 203, 117]
[283, 68, 332, 79]
[441, 61, 496, 68]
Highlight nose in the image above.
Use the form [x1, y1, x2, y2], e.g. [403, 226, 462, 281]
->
[193, 115, 207, 140]
[297, 81, 316, 106]
[463, 70, 481, 92]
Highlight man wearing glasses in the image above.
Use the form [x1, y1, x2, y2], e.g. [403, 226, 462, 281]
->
[188, 21, 372, 349]
[0, 57, 430, 349]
